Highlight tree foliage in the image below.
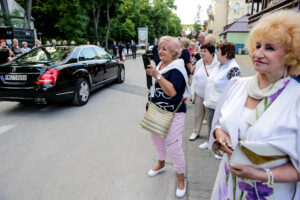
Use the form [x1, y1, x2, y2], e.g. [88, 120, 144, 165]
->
[15, 0, 182, 45]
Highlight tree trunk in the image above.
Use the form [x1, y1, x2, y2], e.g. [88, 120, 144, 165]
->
[92, 1, 100, 43]
[95, 7, 100, 42]
[24, 0, 32, 29]
[0, 0, 11, 26]
[105, 0, 112, 49]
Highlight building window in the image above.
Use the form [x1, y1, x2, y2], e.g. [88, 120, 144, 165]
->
[234, 3, 240, 13]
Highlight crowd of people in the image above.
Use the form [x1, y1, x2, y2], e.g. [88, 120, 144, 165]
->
[144, 10, 300, 199]
[0, 38, 79, 64]
[112, 41, 137, 61]
[0, 38, 123, 64]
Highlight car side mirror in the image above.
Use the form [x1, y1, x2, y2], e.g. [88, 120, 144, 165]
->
[67, 58, 78, 63]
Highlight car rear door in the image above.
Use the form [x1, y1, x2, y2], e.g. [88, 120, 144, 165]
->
[79, 47, 104, 84]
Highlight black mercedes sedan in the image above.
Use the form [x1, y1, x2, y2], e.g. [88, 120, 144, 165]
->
[0, 45, 125, 106]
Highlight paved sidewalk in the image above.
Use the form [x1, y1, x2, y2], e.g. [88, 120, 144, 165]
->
[179, 55, 255, 200]
[181, 101, 220, 200]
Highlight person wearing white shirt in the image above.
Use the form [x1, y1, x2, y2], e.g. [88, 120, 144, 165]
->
[189, 44, 219, 141]
[21, 42, 31, 54]
[200, 42, 242, 152]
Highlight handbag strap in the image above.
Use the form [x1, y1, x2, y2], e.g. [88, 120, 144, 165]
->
[149, 98, 183, 113]
[204, 62, 209, 77]
[173, 99, 183, 113]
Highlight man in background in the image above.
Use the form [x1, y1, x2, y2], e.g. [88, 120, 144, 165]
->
[112, 41, 117, 59]
[131, 41, 137, 59]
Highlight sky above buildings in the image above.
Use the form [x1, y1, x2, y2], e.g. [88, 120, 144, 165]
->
[174, 0, 212, 24]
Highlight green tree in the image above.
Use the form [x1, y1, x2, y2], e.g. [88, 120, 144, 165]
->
[16, 0, 182, 46]
[0, 0, 11, 26]
[55, 0, 89, 43]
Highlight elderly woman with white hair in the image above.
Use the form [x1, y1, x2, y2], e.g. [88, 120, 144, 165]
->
[209, 10, 300, 199]
[21, 42, 31, 54]
[146, 36, 190, 198]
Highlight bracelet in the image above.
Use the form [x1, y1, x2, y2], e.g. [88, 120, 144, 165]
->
[263, 168, 274, 186]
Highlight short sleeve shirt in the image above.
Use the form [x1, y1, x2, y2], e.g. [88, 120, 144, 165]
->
[148, 69, 186, 113]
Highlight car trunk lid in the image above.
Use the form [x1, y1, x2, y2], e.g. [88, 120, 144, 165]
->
[0, 63, 50, 87]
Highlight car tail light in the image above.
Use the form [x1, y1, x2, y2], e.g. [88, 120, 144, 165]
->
[36, 69, 60, 84]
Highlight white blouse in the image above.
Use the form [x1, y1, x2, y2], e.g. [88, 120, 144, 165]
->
[193, 55, 219, 98]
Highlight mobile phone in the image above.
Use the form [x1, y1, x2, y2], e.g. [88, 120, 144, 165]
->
[142, 54, 152, 89]
[142, 53, 151, 69]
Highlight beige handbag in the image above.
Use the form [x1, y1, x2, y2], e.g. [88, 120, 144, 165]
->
[229, 140, 288, 169]
[140, 100, 183, 139]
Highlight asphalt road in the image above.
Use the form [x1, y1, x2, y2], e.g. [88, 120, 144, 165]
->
[0, 55, 255, 200]
[0, 56, 174, 200]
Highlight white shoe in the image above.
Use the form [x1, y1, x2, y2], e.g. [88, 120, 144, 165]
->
[199, 141, 209, 149]
[214, 154, 222, 160]
[176, 182, 186, 198]
[189, 133, 199, 141]
[148, 166, 166, 177]
[202, 119, 208, 124]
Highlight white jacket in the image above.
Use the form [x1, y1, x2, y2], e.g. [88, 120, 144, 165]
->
[204, 58, 241, 109]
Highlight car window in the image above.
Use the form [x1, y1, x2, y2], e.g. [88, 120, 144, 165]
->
[93, 47, 111, 60]
[79, 48, 97, 61]
[17, 46, 74, 63]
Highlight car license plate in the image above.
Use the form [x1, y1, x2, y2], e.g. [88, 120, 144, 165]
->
[5, 75, 27, 81]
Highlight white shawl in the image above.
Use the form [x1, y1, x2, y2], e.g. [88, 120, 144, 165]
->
[150, 59, 191, 98]
[208, 77, 300, 168]
[208, 77, 300, 198]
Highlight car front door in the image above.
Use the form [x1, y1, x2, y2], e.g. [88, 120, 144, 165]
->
[93, 47, 117, 81]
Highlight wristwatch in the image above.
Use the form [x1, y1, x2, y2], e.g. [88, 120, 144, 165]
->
[155, 74, 161, 80]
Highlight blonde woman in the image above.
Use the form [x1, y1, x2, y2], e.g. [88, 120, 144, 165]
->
[209, 10, 300, 199]
[10, 38, 22, 56]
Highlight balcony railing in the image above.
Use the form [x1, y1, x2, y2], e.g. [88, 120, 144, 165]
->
[248, 0, 299, 25]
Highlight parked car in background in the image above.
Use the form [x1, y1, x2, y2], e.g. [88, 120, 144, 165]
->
[0, 45, 125, 106]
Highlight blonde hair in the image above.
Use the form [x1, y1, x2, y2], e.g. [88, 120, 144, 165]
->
[12, 38, 18, 43]
[22, 41, 27, 46]
[158, 36, 181, 59]
[247, 10, 300, 75]
[179, 37, 190, 48]
[204, 34, 216, 46]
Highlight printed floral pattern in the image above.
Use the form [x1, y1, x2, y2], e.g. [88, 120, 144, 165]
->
[238, 181, 273, 200]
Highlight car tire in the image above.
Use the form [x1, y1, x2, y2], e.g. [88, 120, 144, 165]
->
[72, 78, 90, 106]
[116, 66, 125, 83]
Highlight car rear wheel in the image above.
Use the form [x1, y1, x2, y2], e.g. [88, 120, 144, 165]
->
[72, 78, 90, 106]
[116, 66, 125, 83]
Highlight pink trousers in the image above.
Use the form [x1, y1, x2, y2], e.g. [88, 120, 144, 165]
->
[150, 112, 186, 174]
